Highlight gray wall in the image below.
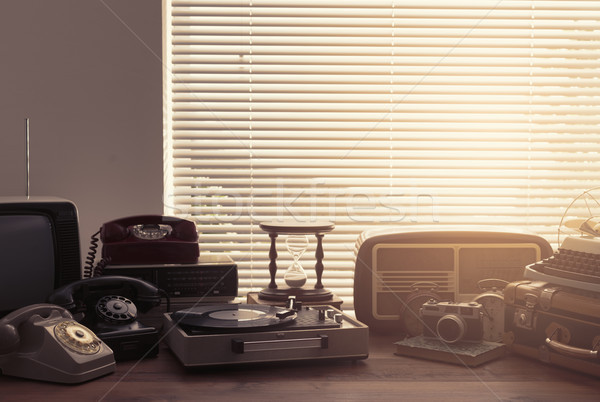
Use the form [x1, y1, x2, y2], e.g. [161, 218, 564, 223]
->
[0, 0, 163, 259]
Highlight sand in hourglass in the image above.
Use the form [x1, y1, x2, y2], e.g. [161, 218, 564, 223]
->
[284, 273, 306, 288]
[284, 235, 308, 288]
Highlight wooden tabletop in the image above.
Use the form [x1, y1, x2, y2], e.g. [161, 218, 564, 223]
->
[2, 334, 599, 401]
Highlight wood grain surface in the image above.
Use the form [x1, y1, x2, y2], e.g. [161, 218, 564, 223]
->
[2, 334, 599, 401]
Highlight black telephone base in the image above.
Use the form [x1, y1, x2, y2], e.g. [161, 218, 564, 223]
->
[96, 322, 160, 362]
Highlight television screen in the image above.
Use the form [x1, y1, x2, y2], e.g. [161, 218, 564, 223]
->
[0, 215, 56, 311]
[0, 197, 81, 316]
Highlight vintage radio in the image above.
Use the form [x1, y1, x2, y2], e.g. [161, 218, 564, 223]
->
[353, 227, 553, 333]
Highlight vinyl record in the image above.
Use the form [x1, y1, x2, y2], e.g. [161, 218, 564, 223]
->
[172, 304, 297, 330]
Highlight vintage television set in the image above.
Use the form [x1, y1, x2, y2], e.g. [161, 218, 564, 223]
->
[0, 197, 81, 317]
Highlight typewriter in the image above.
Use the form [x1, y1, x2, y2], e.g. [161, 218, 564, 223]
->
[524, 236, 600, 293]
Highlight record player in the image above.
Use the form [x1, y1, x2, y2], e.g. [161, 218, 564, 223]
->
[163, 302, 369, 367]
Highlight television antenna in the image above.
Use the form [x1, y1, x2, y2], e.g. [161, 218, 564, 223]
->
[25, 117, 30, 198]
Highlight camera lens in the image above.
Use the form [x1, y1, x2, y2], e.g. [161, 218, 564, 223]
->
[436, 314, 466, 343]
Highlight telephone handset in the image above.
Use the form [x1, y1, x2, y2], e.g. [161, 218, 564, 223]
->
[49, 275, 162, 314]
[48, 276, 163, 361]
[0, 303, 115, 383]
[99, 215, 199, 266]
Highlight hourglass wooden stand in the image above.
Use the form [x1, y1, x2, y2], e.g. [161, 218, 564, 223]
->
[257, 221, 335, 302]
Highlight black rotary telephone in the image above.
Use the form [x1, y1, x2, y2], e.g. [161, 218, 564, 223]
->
[48, 276, 163, 361]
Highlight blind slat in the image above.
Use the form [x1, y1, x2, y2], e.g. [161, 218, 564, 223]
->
[165, 1, 600, 310]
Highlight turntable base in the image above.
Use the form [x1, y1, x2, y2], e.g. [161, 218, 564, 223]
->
[163, 304, 368, 367]
[246, 292, 343, 310]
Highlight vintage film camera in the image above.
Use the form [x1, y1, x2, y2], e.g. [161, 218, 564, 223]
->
[420, 300, 484, 344]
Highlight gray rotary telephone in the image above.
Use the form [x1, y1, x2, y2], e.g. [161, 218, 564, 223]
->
[0, 303, 115, 383]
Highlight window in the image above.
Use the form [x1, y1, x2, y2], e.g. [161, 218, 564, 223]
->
[164, 0, 600, 308]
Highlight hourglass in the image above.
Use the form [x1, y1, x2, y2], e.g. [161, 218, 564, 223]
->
[258, 221, 335, 302]
[283, 235, 308, 288]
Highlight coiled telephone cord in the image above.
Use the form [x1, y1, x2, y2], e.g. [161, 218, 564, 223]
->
[83, 229, 110, 278]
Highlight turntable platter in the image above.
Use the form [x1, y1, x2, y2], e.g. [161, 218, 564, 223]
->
[209, 308, 266, 321]
[172, 304, 297, 330]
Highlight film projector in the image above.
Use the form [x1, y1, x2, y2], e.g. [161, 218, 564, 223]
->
[163, 221, 369, 367]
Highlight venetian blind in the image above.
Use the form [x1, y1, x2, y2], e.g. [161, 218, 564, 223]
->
[164, 0, 600, 308]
